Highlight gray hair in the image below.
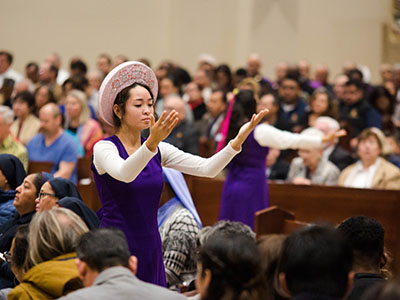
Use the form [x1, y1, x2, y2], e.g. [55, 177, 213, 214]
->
[0, 105, 14, 125]
[25, 207, 89, 270]
[314, 116, 340, 133]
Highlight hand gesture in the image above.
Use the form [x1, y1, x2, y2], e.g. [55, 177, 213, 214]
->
[145, 111, 179, 152]
[321, 129, 346, 144]
[230, 109, 269, 151]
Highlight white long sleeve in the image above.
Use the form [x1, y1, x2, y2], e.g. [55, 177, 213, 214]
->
[93, 139, 241, 183]
[253, 124, 322, 149]
[159, 141, 240, 177]
[93, 140, 157, 183]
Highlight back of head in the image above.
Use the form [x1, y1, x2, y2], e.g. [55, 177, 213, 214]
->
[76, 228, 130, 272]
[337, 216, 384, 273]
[26, 207, 88, 268]
[198, 220, 256, 247]
[226, 90, 257, 143]
[198, 234, 263, 300]
[279, 224, 352, 298]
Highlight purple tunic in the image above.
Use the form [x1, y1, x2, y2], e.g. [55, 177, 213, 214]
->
[218, 131, 269, 229]
[91, 135, 166, 286]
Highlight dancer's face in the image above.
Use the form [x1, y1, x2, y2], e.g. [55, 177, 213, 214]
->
[120, 86, 154, 131]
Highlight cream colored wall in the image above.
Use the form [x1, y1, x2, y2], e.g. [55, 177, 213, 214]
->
[1, 0, 391, 83]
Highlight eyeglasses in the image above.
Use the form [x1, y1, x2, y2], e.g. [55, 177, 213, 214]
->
[0, 251, 11, 263]
[38, 192, 56, 199]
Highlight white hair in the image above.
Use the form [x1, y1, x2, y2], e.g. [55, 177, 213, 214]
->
[314, 116, 340, 132]
[0, 105, 14, 125]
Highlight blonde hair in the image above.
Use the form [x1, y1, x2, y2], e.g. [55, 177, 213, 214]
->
[25, 207, 89, 270]
[65, 89, 90, 126]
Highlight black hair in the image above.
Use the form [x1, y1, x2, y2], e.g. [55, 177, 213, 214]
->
[345, 79, 364, 91]
[215, 64, 233, 91]
[11, 224, 29, 270]
[49, 64, 59, 78]
[62, 75, 89, 92]
[14, 91, 35, 109]
[278, 224, 352, 298]
[198, 234, 264, 300]
[113, 82, 154, 128]
[368, 86, 395, 115]
[26, 62, 39, 72]
[211, 89, 228, 104]
[70, 60, 88, 75]
[337, 216, 384, 271]
[0, 51, 13, 64]
[346, 69, 364, 83]
[226, 90, 257, 144]
[280, 73, 300, 87]
[76, 228, 131, 272]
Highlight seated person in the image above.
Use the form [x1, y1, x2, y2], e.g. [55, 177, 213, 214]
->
[278, 225, 353, 300]
[0, 154, 26, 226]
[314, 116, 354, 171]
[286, 128, 340, 185]
[58, 228, 187, 300]
[163, 95, 199, 155]
[158, 168, 202, 289]
[35, 177, 99, 229]
[27, 103, 79, 183]
[10, 91, 41, 145]
[338, 128, 400, 189]
[64, 90, 103, 158]
[8, 208, 89, 300]
[338, 216, 388, 300]
[266, 148, 290, 181]
[196, 234, 265, 300]
[0, 106, 28, 171]
[0, 172, 51, 289]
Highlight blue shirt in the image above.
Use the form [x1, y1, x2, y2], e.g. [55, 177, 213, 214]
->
[27, 132, 78, 183]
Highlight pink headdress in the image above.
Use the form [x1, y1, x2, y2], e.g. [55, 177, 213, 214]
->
[98, 61, 158, 127]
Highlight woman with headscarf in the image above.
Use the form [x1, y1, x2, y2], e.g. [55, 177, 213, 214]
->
[0, 172, 52, 289]
[158, 167, 202, 289]
[0, 154, 26, 226]
[35, 177, 99, 229]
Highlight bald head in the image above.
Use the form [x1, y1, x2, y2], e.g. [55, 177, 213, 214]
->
[164, 95, 186, 121]
[314, 65, 329, 83]
[247, 53, 261, 77]
[39, 103, 62, 136]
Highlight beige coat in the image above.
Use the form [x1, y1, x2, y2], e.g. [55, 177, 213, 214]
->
[338, 158, 400, 190]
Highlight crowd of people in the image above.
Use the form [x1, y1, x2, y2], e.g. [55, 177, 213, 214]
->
[0, 49, 399, 299]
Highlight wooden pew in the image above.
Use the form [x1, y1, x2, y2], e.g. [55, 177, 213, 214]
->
[184, 175, 400, 274]
[254, 206, 309, 237]
[27, 161, 53, 174]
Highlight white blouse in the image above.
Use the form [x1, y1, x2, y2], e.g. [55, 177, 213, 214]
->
[93, 124, 323, 183]
[93, 140, 240, 183]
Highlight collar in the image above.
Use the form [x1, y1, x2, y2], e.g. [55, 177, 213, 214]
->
[355, 157, 381, 173]
[94, 266, 136, 286]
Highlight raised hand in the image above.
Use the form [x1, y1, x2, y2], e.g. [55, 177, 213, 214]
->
[145, 110, 179, 152]
[230, 108, 269, 151]
[321, 129, 347, 144]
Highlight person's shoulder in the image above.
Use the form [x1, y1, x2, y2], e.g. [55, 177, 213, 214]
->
[26, 133, 44, 147]
[139, 280, 187, 299]
[380, 158, 400, 174]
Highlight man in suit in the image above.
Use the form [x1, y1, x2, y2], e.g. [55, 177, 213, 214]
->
[58, 228, 186, 300]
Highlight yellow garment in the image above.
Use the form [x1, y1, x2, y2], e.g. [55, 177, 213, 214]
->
[8, 253, 83, 300]
[0, 134, 28, 172]
[10, 114, 41, 145]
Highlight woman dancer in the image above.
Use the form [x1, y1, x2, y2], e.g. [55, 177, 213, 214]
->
[217, 90, 345, 229]
[92, 61, 268, 286]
